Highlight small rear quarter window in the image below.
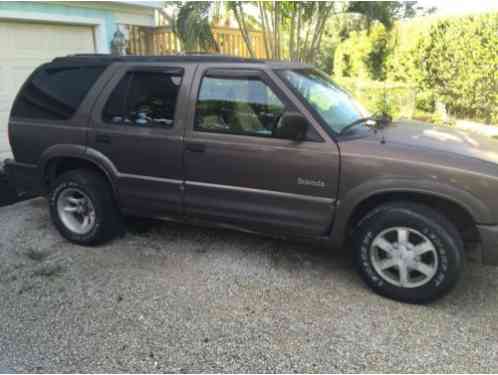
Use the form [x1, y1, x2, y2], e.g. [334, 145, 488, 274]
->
[11, 65, 105, 121]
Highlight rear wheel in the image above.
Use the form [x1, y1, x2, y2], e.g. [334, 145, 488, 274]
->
[353, 202, 464, 304]
[49, 169, 122, 245]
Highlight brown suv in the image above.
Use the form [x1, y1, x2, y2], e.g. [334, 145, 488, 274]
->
[5, 54, 498, 303]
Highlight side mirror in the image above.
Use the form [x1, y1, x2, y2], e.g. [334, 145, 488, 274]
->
[278, 112, 308, 141]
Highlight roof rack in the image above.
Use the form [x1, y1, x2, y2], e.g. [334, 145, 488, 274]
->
[52, 53, 265, 64]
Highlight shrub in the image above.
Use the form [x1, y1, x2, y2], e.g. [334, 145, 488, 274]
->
[334, 23, 393, 81]
[417, 13, 498, 124]
[336, 13, 498, 124]
[335, 78, 416, 119]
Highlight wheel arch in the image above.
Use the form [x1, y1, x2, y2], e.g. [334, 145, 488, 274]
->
[331, 185, 484, 249]
[39, 145, 119, 198]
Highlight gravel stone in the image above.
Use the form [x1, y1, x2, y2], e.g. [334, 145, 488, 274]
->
[1, 198, 498, 372]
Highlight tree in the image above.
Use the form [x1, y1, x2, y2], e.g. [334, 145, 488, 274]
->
[286, 2, 337, 62]
[227, 2, 336, 62]
[346, 1, 436, 31]
[417, 14, 498, 123]
[168, 1, 430, 65]
[174, 2, 220, 52]
[334, 23, 393, 80]
[168, 1, 338, 62]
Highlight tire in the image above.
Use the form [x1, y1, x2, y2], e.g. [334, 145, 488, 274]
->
[49, 169, 122, 246]
[352, 202, 464, 304]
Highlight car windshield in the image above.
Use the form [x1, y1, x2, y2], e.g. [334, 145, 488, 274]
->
[279, 69, 369, 134]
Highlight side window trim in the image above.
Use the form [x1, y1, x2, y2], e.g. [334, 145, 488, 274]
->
[132, 67, 184, 75]
[193, 69, 322, 142]
[101, 67, 184, 129]
[204, 69, 262, 79]
[194, 73, 287, 139]
[121, 72, 133, 124]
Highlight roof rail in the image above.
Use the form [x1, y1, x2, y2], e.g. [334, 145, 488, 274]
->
[51, 53, 266, 64]
[67, 53, 114, 57]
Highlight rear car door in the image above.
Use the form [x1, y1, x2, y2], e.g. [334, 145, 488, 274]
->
[88, 63, 194, 217]
[183, 65, 340, 237]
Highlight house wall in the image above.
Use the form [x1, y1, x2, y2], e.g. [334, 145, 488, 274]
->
[0, 1, 157, 53]
[0, 1, 158, 158]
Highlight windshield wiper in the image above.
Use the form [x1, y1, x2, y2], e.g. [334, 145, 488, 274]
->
[339, 117, 377, 135]
[339, 113, 392, 136]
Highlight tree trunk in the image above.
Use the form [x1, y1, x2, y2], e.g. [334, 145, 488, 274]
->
[301, 14, 312, 62]
[288, 3, 297, 61]
[233, 2, 256, 58]
[294, 5, 301, 62]
[315, 6, 335, 55]
[263, 3, 275, 58]
[306, 4, 333, 63]
[258, 2, 272, 59]
[273, 2, 280, 59]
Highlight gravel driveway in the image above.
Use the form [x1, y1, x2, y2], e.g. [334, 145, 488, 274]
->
[1, 198, 498, 373]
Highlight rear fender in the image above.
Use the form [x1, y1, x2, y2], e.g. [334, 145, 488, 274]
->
[39, 145, 119, 197]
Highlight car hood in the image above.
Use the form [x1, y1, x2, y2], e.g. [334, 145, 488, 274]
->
[379, 120, 498, 165]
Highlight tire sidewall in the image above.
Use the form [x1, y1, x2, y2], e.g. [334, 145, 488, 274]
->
[355, 206, 462, 303]
[49, 179, 103, 244]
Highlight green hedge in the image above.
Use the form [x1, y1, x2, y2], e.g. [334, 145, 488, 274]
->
[334, 13, 498, 124]
[334, 23, 392, 81]
[335, 78, 416, 119]
[416, 13, 498, 124]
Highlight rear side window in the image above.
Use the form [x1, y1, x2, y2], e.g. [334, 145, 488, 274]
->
[103, 71, 182, 128]
[11, 66, 105, 121]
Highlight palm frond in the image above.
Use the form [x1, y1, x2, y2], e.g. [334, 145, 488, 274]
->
[176, 2, 219, 52]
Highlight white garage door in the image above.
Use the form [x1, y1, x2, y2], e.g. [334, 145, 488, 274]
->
[0, 20, 96, 157]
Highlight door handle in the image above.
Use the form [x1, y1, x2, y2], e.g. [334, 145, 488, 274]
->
[186, 142, 206, 153]
[96, 134, 111, 144]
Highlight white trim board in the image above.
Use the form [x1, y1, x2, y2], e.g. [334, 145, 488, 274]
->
[0, 10, 109, 53]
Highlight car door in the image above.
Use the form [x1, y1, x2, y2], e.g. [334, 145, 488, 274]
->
[183, 65, 340, 237]
[88, 63, 194, 217]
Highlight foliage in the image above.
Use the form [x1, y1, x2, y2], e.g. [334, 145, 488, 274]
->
[336, 78, 416, 119]
[334, 23, 393, 81]
[346, 1, 434, 30]
[227, 2, 338, 62]
[335, 12, 498, 124]
[175, 2, 219, 52]
[416, 14, 498, 123]
[170, 1, 421, 64]
[384, 18, 435, 112]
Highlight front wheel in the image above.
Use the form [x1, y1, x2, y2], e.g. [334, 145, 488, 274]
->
[353, 202, 464, 304]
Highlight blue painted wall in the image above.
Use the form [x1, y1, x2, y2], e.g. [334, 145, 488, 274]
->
[0, 1, 118, 49]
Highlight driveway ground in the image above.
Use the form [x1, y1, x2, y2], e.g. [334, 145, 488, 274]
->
[1, 198, 498, 373]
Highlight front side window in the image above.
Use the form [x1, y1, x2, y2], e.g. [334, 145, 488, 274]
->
[195, 76, 286, 138]
[11, 66, 105, 121]
[103, 71, 182, 127]
[279, 69, 368, 134]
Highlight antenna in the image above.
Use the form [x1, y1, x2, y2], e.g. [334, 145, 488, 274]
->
[380, 81, 387, 145]
[383, 80, 387, 116]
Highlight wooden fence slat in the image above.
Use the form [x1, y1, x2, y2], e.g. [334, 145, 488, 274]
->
[128, 25, 266, 58]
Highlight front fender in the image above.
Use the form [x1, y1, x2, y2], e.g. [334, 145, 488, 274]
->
[329, 177, 491, 248]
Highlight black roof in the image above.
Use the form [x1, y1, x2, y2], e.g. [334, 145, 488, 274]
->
[52, 53, 266, 64]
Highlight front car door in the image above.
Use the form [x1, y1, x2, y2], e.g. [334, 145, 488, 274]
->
[183, 64, 340, 237]
[88, 62, 194, 217]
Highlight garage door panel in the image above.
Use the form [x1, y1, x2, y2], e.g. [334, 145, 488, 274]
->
[0, 20, 96, 156]
[0, 66, 6, 95]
